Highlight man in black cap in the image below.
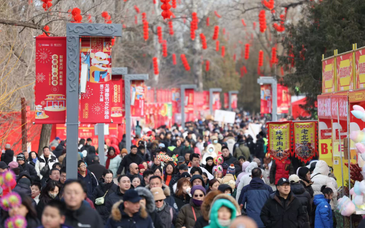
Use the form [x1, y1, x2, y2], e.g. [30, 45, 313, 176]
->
[17, 153, 38, 181]
[260, 177, 308, 228]
[105, 189, 153, 228]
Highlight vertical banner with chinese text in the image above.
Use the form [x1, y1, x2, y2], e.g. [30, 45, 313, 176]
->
[336, 52, 353, 91]
[277, 85, 290, 114]
[213, 92, 221, 111]
[131, 81, 145, 117]
[355, 48, 365, 89]
[260, 85, 272, 114]
[322, 57, 336, 93]
[293, 122, 318, 163]
[231, 93, 238, 110]
[267, 122, 291, 161]
[35, 37, 67, 124]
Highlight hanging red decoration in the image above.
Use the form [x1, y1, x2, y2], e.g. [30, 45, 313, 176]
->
[134, 5, 140, 14]
[172, 53, 177, 65]
[245, 44, 250, 60]
[273, 14, 285, 32]
[262, 0, 274, 10]
[253, 22, 256, 30]
[142, 12, 147, 22]
[214, 11, 221, 18]
[168, 20, 174, 35]
[87, 14, 92, 23]
[206, 17, 210, 26]
[212, 26, 219, 40]
[162, 40, 168, 57]
[102, 11, 111, 23]
[161, 0, 173, 20]
[153, 57, 159, 75]
[111, 38, 115, 46]
[190, 12, 198, 40]
[240, 66, 245, 78]
[259, 10, 266, 33]
[71, 8, 82, 23]
[153, 0, 157, 4]
[241, 19, 246, 27]
[233, 54, 236, 61]
[200, 33, 207, 50]
[181, 54, 190, 71]
[172, 0, 177, 8]
[42, 0, 52, 11]
[216, 40, 220, 52]
[281, 67, 284, 76]
[271, 47, 277, 64]
[206, 60, 210, 71]
[258, 50, 264, 67]
[157, 26, 163, 43]
[143, 20, 149, 41]
[221, 46, 225, 58]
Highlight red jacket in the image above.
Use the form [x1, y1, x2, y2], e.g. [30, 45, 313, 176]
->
[270, 159, 293, 185]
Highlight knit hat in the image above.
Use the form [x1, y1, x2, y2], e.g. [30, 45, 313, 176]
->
[298, 167, 310, 180]
[138, 164, 145, 170]
[191, 185, 206, 196]
[5, 144, 11, 149]
[190, 175, 204, 186]
[205, 156, 214, 162]
[180, 172, 191, 178]
[16, 153, 25, 161]
[226, 164, 235, 175]
[121, 148, 128, 155]
[151, 187, 166, 201]
[8, 161, 18, 169]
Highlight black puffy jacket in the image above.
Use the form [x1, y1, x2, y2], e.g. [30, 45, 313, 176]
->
[1, 149, 13, 165]
[105, 187, 125, 214]
[290, 182, 312, 227]
[91, 182, 118, 223]
[64, 203, 104, 228]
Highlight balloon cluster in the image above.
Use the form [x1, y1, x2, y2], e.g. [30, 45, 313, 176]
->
[215, 40, 220, 52]
[172, 53, 177, 65]
[160, 0, 173, 20]
[259, 10, 266, 33]
[153, 57, 159, 75]
[190, 12, 198, 40]
[157, 26, 163, 44]
[0, 192, 21, 211]
[134, 5, 140, 14]
[143, 20, 149, 41]
[212, 26, 219, 40]
[273, 14, 285, 32]
[4, 215, 27, 228]
[271, 47, 277, 64]
[156, 153, 172, 163]
[245, 44, 250, 59]
[205, 60, 210, 71]
[200, 33, 207, 50]
[262, 0, 275, 10]
[169, 20, 174, 36]
[71, 8, 82, 23]
[214, 11, 221, 18]
[258, 50, 264, 67]
[41, 0, 52, 11]
[162, 40, 168, 57]
[180, 54, 190, 71]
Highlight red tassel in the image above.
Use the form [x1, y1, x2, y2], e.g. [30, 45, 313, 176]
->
[200, 33, 207, 50]
[206, 17, 210, 26]
[216, 40, 220, 52]
[153, 57, 159, 75]
[245, 44, 250, 60]
[157, 26, 163, 43]
[172, 53, 176, 65]
[143, 20, 149, 41]
[181, 54, 190, 71]
[212, 26, 219, 40]
[258, 50, 264, 67]
[221, 46, 225, 58]
[169, 20, 174, 35]
[206, 60, 210, 71]
[214, 11, 221, 18]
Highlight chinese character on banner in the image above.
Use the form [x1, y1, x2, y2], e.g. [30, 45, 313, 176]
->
[35, 37, 67, 124]
[131, 81, 145, 117]
[231, 94, 238, 110]
[293, 122, 318, 163]
[79, 37, 113, 123]
[224, 93, 229, 109]
[110, 78, 125, 124]
[260, 85, 272, 114]
[267, 122, 291, 161]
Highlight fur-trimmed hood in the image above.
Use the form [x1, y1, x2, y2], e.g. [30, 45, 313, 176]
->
[111, 200, 148, 221]
[210, 194, 241, 217]
[135, 186, 155, 213]
[201, 191, 222, 220]
[146, 183, 171, 197]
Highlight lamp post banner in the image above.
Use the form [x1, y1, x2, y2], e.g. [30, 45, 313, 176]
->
[260, 84, 272, 114]
[224, 93, 229, 109]
[130, 81, 145, 117]
[231, 93, 238, 110]
[35, 37, 67, 124]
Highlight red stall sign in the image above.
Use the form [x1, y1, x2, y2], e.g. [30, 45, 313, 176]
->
[260, 85, 272, 114]
[317, 95, 331, 118]
[185, 89, 194, 114]
[35, 37, 67, 124]
[331, 95, 348, 120]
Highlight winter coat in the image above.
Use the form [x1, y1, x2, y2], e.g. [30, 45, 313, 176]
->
[1, 149, 14, 165]
[53, 142, 65, 158]
[87, 163, 107, 181]
[91, 182, 118, 223]
[77, 170, 98, 200]
[36, 154, 58, 179]
[173, 193, 191, 210]
[254, 138, 265, 159]
[176, 199, 203, 228]
[236, 161, 250, 186]
[105, 155, 121, 178]
[235, 162, 258, 201]
[64, 203, 104, 228]
[105, 200, 154, 228]
[204, 199, 237, 228]
[18, 163, 39, 182]
[119, 138, 126, 151]
[313, 194, 333, 228]
[117, 153, 143, 175]
[311, 161, 337, 197]
[238, 177, 274, 228]
[260, 191, 308, 228]
[270, 159, 294, 185]
[105, 187, 125, 214]
[146, 184, 178, 210]
[194, 216, 209, 228]
[135, 187, 164, 228]
[156, 202, 177, 228]
[221, 154, 237, 171]
[291, 182, 312, 228]
[300, 179, 314, 198]
[211, 136, 222, 154]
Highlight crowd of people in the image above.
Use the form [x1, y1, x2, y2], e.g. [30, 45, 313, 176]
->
[0, 118, 344, 228]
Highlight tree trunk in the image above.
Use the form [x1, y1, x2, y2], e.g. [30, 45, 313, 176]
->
[192, 37, 203, 91]
[38, 124, 52, 156]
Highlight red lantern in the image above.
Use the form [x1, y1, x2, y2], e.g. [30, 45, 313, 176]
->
[206, 17, 210, 26]
[214, 11, 221, 18]
[172, 53, 177, 65]
[271, 47, 277, 64]
[161, 0, 172, 20]
[190, 12, 198, 40]
[157, 26, 163, 43]
[169, 20, 174, 35]
[143, 20, 149, 41]
[162, 40, 168, 57]
[262, 0, 274, 10]
[172, 0, 176, 8]
[241, 19, 246, 27]
[273, 14, 285, 32]
[142, 12, 147, 22]
[245, 44, 250, 60]
[221, 46, 225, 58]
[200, 33, 207, 50]
[206, 60, 210, 71]
[153, 57, 159, 75]
[259, 10, 266, 33]
[181, 54, 190, 71]
[216, 40, 220, 52]
[253, 22, 256, 30]
[134, 5, 140, 14]
[212, 26, 219, 40]
[135, 15, 138, 24]
[258, 50, 264, 67]
[44, 25, 50, 32]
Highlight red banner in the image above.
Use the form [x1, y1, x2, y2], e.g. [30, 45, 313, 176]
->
[35, 37, 67, 124]
[231, 94, 238, 109]
[79, 38, 113, 123]
[277, 85, 290, 114]
[292, 121, 318, 163]
[131, 81, 145, 117]
[260, 85, 272, 114]
[110, 78, 125, 124]
[213, 92, 221, 111]
[224, 93, 229, 109]
[185, 89, 194, 114]
[331, 95, 348, 120]
[317, 95, 331, 118]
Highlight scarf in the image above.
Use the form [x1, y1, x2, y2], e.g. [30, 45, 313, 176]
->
[106, 154, 118, 169]
[156, 201, 167, 212]
[32, 158, 38, 164]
